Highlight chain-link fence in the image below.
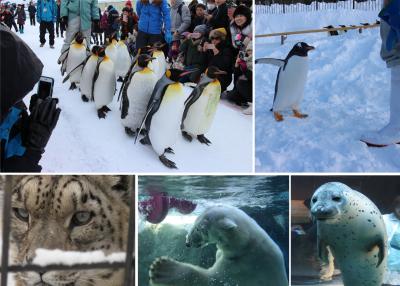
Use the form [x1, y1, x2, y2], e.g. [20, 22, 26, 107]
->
[0, 176, 135, 286]
[256, 0, 383, 14]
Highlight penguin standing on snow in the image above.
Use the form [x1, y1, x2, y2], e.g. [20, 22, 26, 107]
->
[115, 35, 132, 82]
[121, 54, 157, 136]
[92, 48, 116, 119]
[78, 46, 102, 102]
[256, 42, 315, 122]
[136, 68, 197, 169]
[148, 42, 167, 80]
[181, 66, 227, 145]
[64, 32, 88, 90]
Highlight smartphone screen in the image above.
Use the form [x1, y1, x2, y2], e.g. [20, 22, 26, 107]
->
[37, 77, 54, 99]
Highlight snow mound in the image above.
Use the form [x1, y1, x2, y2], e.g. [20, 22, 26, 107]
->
[255, 29, 400, 172]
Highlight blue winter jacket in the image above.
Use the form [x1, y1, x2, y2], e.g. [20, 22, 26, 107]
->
[136, 0, 171, 35]
[37, 0, 57, 23]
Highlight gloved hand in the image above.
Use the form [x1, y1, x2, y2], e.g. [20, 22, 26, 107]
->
[25, 97, 61, 152]
[164, 32, 172, 44]
[62, 16, 68, 27]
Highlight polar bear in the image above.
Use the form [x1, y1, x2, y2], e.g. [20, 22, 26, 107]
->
[149, 205, 288, 286]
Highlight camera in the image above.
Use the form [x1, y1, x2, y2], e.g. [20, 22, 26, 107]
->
[37, 76, 54, 100]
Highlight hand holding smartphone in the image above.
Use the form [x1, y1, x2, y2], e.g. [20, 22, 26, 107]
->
[37, 76, 54, 99]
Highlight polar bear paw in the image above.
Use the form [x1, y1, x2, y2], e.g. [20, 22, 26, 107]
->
[149, 256, 188, 285]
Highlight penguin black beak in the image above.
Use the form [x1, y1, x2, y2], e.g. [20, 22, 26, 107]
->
[145, 57, 157, 62]
[306, 45, 316, 51]
[180, 68, 199, 77]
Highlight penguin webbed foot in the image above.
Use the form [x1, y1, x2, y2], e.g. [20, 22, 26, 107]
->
[164, 147, 174, 154]
[293, 109, 308, 119]
[197, 135, 211, 145]
[159, 154, 177, 169]
[139, 135, 151, 145]
[69, 82, 77, 90]
[81, 94, 89, 102]
[97, 106, 109, 119]
[274, 112, 284, 122]
[182, 131, 193, 142]
[125, 127, 136, 137]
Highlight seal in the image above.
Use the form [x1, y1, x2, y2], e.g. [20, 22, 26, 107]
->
[310, 182, 387, 286]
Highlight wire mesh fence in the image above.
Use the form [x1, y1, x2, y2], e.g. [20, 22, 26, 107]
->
[0, 176, 135, 286]
[256, 0, 384, 14]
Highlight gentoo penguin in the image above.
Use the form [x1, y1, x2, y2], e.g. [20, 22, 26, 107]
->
[115, 35, 132, 82]
[64, 32, 88, 90]
[121, 54, 157, 136]
[137, 68, 197, 169]
[79, 46, 102, 102]
[256, 42, 315, 122]
[181, 66, 227, 145]
[92, 48, 116, 119]
[148, 42, 167, 80]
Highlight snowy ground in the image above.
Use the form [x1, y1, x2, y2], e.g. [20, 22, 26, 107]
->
[255, 9, 400, 172]
[14, 23, 252, 172]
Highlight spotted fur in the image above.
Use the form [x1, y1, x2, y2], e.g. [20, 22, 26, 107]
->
[9, 175, 133, 286]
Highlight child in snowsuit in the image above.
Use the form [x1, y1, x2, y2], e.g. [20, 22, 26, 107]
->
[361, 0, 400, 146]
[16, 4, 26, 33]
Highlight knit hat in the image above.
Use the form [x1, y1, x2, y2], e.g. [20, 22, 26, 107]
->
[209, 28, 227, 40]
[193, 24, 207, 35]
[125, 0, 132, 6]
[233, 5, 252, 23]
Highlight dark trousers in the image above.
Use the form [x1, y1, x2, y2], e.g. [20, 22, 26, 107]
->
[39, 21, 55, 45]
[11, 19, 18, 31]
[30, 14, 35, 25]
[135, 30, 163, 51]
[18, 24, 24, 30]
[56, 20, 65, 36]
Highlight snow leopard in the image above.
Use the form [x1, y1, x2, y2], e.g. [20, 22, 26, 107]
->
[7, 175, 133, 286]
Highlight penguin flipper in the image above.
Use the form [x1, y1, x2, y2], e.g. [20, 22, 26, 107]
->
[91, 59, 103, 101]
[63, 60, 86, 83]
[181, 84, 205, 130]
[255, 58, 285, 67]
[57, 48, 69, 65]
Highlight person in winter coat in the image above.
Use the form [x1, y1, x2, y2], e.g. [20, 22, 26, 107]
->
[189, 3, 207, 32]
[169, 0, 191, 60]
[56, 0, 66, 37]
[28, 1, 37, 26]
[60, 0, 100, 53]
[9, 3, 18, 32]
[206, 0, 217, 15]
[179, 24, 207, 82]
[37, 0, 57, 48]
[16, 4, 26, 34]
[105, 5, 119, 41]
[1, 5, 15, 30]
[230, 5, 252, 52]
[203, 27, 233, 91]
[382, 196, 400, 286]
[224, 40, 252, 113]
[91, 7, 103, 44]
[360, 0, 400, 146]
[188, 0, 198, 17]
[0, 23, 61, 172]
[99, 7, 108, 42]
[136, 0, 171, 50]
[206, 0, 230, 40]
[120, 1, 138, 40]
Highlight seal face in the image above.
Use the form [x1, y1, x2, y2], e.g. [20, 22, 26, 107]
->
[310, 182, 387, 286]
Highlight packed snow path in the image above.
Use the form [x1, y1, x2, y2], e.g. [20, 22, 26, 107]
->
[17, 24, 252, 172]
[256, 11, 400, 172]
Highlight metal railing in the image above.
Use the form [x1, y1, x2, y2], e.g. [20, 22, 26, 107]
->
[0, 176, 135, 286]
[256, 0, 383, 14]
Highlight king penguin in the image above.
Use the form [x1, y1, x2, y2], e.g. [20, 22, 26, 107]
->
[64, 32, 88, 90]
[136, 68, 197, 169]
[115, 35, 132, 82]
[256, 42, 315, 122]
[181, 66, 227, 145]
[121, 54, 157, 136]
[78, 46, 102, 102]
[105, 34, 118, 68]
[148, 42, 167, 80]
[92, 47, 116, 119]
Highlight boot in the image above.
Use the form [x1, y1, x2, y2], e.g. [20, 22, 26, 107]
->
[361, 66, 400, 146]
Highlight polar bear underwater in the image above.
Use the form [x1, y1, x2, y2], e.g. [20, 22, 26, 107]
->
[149, 205, 288, 286]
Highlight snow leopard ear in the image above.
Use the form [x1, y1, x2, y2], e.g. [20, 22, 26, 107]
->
[109, 175, 134, 205]
[217, 218, 238, 231]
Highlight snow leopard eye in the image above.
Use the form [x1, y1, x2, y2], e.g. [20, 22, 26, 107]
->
[71, 211, 93, 226]
[13, 208, 29, 222]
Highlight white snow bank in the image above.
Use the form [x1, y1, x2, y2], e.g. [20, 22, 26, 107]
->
[255, 29, 400, 172]
[32, 249, 126, 266]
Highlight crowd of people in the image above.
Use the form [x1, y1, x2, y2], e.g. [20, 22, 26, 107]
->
[1, 0, 253, 113]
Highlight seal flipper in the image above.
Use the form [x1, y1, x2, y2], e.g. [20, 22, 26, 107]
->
[367, 237, 386, 267]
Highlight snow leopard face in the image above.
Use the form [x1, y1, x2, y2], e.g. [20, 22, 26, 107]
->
[8, 175, 133, 286]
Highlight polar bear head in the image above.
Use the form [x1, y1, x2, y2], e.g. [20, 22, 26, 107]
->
[185, 205, 252, 254]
